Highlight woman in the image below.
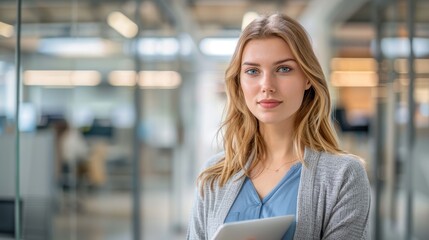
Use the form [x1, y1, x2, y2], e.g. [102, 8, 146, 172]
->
[187, 13, 371, 240]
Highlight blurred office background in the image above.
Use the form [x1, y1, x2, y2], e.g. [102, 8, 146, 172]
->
[0, 0, 428, 239]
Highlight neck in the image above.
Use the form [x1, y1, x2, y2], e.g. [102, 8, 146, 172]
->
[259, 122, 297, 165]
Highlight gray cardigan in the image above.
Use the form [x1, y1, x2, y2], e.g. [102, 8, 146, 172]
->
[187, 148, 371, 240]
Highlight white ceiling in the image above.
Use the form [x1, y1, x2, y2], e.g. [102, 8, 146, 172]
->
[0, 0, 428, 59]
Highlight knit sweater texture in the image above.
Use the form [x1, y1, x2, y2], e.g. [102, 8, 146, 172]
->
[187, 148, 371, 240]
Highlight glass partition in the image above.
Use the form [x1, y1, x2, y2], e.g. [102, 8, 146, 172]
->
[1, 0, 195, 239]
[7, 1, 429, 240]
[371, 0, 429, 239]
[0, 1, 20, 239]
[329, 0, 428, 239]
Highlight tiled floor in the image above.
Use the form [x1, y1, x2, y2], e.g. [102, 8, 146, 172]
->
[49, 130, 429, 240]
[52, 188, 429, 240]
[53, 188, 191, 240]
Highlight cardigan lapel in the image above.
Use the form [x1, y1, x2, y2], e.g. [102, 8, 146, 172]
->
[214, 151, 255, 230]
[294, 147, 320, 239]
[219, 171, 245, 217]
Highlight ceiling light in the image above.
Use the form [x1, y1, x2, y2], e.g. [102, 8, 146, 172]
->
[200, 38, 238, 56]
[242, 12, 259, 30]
[38, 38, 108, 57]
[138, 38, 179, 56]
[108, 70, 181, 89]
[331, 71, 378, 87]
[371, 37, 429, 58]
[331, 58, 377, 71]
[107, 11, 138, 38]
[416, 88, 429, 103]
[139, 71, 181, 89]
[24, 70, 101, 87]
[0, 21, 14, 38]
[108, 71, 136, 86]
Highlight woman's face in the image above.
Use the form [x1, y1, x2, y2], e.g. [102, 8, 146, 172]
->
[239, 37, 311, 127]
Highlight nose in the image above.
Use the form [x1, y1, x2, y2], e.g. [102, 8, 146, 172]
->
[261, 73, 276, 93]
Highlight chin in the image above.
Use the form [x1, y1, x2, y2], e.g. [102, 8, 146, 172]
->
[256, 117, 285, 125]
[255, 114, 294, 126]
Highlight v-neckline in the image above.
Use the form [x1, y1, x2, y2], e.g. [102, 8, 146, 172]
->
[249, 163, 301, 203]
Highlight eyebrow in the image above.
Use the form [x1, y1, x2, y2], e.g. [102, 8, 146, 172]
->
[241, 58, 296, 66]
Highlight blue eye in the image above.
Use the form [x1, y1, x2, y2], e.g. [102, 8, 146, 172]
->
[277, 66, 292, 73]
[245, 69, 259, 75]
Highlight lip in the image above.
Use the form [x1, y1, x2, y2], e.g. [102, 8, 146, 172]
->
[257, 99, 283, 109]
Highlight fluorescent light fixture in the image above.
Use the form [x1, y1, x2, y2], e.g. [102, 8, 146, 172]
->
[371, 37, 429, 58]
[200, 38, 238, 56]
[38, 38, 108, 57]
[242, 12, 259, 30]
[331, 58, 377, 71]
[138, 38, 179, 56]
[24, 70, 101, 87]
[416, 88, 429, 104]
[107, 11, 138, 38]
[0, 21, 14, 38]
[108, 71, 136, 86]
[331, 71, 378, 87]
[139, 71, 181, 89]
[108, 70, 181, 89]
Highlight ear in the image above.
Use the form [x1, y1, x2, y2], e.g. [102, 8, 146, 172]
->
[305, 79, 311, 90]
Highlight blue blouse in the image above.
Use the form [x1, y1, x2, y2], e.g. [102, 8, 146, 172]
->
[224, 163, 302, 240]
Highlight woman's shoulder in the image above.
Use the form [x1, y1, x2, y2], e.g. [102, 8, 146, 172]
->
[304, 150, 370, 191]
[203, 151, 225, 169]
[321, 151, 364, 165]
[313, 150, 368, 177]
[318, 153, 368, 179]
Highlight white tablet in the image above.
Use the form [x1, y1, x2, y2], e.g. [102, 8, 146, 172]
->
[211, 215, 294, 240]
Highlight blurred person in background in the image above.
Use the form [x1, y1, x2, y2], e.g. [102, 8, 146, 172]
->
[55, 119, 89, 191]
[187, 13, 370, 240]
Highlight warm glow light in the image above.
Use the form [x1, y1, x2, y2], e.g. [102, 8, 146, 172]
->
[330, 58, 379, 87]
[108, 70, 181, 89]
[24, 70, 101, 87]
[200, 38, 238, 56]
[416, 88, 429, 103]
[242, 12, 259, 30]
[107, 11, 138, 38]
[139, 71, 181, 89]
[0, 21, 14, 38]
[108, 71, 136, 86]
[331, 58, 377, 71]
[331, 71, 378, 87]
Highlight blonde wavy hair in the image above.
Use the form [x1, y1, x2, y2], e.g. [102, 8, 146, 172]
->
[198, 13, 342, 191]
